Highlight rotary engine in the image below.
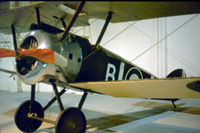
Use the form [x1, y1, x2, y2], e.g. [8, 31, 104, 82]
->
[17, 30, 83, 86]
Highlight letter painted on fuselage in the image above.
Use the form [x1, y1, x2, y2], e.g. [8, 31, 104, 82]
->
[105, 61, 152, 81]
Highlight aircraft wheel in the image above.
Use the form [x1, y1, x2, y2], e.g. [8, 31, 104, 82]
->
[56, 107, 86, 133]
[15, 100, 44, 132]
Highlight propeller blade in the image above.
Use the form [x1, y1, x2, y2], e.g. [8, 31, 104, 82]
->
[0, 48, 55, 65]
[19, 48, 55, 65]
[0, 48, 16, 57]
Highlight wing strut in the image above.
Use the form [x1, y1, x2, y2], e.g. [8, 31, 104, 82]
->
[29, 84, 36, 113]
[60, 1, 85, 41]
[93, 11, 113, 50]
[53, 16, 67, 28]
[60, 18, 66, 28]
[11, 25, 18, 51]
[35, 7, 41, 25]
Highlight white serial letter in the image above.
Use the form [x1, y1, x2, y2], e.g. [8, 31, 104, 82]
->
[105, 63, 116, 81]
[118, 62, 125, 80]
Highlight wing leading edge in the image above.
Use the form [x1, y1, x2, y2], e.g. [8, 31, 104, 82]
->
[69, 77, 200, 98]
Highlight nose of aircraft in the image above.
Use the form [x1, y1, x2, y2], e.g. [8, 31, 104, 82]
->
[0, 29, 78, 85]
[16, 36, 56, 75]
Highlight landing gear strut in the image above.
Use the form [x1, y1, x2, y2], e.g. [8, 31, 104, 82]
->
[50, 79, 88, 133]
[14, 81, 88, 133]
[15, 85, 44, 132]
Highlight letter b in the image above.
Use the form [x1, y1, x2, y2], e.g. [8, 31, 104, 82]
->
[105, 63, 116, 81]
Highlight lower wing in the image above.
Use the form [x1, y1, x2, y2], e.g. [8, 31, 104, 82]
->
[0, 68, 16, 75]
[69, 77, 200, 98]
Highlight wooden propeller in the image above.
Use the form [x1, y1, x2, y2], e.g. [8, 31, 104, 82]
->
[0, 48, 55, 65]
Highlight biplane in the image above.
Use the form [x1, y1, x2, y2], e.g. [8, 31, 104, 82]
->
[0, 1, 200, 133]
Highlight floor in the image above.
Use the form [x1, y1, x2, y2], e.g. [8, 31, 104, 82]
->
[0, 90, 200, 133]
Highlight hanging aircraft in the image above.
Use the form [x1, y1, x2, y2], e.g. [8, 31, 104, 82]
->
[0, 1, 200, 133]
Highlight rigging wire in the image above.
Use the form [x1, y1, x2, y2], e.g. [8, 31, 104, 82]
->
[100, 4, 141, 47]
[10, 11, 34, 45]
[129, 18, 200, 74]
[97, 13, 199, 77]
[73, 5, 139, 45]
[129, 14, 199, 75]
[19, 12, 34, 34]
[81, 11, 139, 62]
[166, 49, 200, 75]
[131, 14, 198, 61]
[72, 14, 107, 38]
[101, 18, 138, 47]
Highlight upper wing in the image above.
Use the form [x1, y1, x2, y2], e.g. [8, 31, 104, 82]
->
[85, 2, 200, 22]
[0, 2, 200, 34]
[0, 2, 76, 34]
[69, 77, 200, 99]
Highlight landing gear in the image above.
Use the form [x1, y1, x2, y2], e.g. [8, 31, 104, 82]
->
[14, 80, 88, 133]
[170, 99, 178, 108]
[56, 108, 86, 133]
[151, 98, 179, 108]
[51, 79, 88, 133]
[15, 100, 44, 132]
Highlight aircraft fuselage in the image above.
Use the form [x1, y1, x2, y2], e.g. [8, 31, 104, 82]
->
[76, 46, 156, 82]
[16, 29, 156, 86]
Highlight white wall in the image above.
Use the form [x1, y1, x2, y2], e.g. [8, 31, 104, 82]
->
[0, 33, 17, 92]
[0, 13, 200, 92]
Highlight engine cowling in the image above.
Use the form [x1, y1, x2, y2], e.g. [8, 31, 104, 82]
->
[17, 30, 83, 85]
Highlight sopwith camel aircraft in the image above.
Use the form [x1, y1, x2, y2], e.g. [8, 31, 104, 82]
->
[0, 1, 200, 133]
